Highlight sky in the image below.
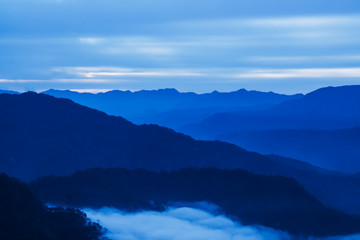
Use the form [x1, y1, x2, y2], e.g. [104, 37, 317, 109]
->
[1, 0, 360, 93]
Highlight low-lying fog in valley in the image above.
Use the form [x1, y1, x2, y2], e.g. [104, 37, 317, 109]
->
[84, 207, 360, 240]
[84, 207, 290, 240]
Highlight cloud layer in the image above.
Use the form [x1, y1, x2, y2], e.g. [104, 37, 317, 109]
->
[84, 207, 360, 240]
[84, 207, 291, 240]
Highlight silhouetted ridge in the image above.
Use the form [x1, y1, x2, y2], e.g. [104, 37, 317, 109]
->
[217, 127, 360, 172]
[3, 91, 360, 217]
[0, 92, 291, 181]
[42, 88, 301, 127]
[0, 173, 104, 240]
[29, 168, 360, 237]
[180, 85, 360, 137]
[179, 85, 360, 173]
[0, 90, 19, 94]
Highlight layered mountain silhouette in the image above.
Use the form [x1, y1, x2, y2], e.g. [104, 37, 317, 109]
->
[0, 91, 305, 181]
[2, 92, 360, 215]
[217, 127, 360, 173]
[0, 90, 19, 95]
[178, 85, 360, 172]
[41, 86, 360, 173]
[29, 167, 360, 237]
[180, 85, 360, 138]
[43, 88, 302, 128]
[0, 173, 104, 240]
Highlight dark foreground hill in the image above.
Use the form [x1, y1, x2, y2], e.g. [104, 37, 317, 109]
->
[29, 167, 360, 237]
[0, 173, 104, 240]
[2, 92, 360, 215]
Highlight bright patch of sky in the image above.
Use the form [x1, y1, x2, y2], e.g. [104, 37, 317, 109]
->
[1, 0, 360, 93]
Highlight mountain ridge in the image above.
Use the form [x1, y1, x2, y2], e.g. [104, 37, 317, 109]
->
[42, 88, 302, 127]
[216, 126, 360, 172]
[1, 91, 360, 215]
[29, 167, 360, 237]
[180, 85, 360, 137]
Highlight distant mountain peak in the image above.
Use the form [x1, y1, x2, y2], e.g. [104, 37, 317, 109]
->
[234, 88, 247, 93]
[306, 85, 360, 96]
[0, 90, 20, 95]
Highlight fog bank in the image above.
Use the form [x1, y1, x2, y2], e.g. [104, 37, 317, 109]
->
[84, 206, 360, 240]
[84, 207, 291, 240]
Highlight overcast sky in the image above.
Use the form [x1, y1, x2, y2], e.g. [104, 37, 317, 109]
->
[1, 0, 360, 93]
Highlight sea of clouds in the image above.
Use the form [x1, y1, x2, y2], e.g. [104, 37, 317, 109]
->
[84, 206, 290, 240]
[84, 206, 360, 240]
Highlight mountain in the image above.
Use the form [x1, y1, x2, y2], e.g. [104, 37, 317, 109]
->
[0, 91, 305, 181]
[29, 167, 360, 237]
[216, 127, 360, 173]
[42, 88, 302, 128]
[2, 92, 360, 215]
[0, 173, 104, 240]
[0, 90, 19, 94]
[180, 85, 360, 138]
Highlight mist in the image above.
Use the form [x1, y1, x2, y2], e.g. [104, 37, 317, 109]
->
[84, 206, 360, 240]
[84, 206, 291, 240]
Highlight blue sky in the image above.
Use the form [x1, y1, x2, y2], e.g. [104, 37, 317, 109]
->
[1, 0, 360, 93]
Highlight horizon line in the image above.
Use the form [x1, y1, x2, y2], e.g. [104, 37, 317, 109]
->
[2, 84, 360, 95]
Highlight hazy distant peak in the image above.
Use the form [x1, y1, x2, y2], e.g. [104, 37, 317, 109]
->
[0, 90, 20, 95]
[22, 91, 41, 96]
[134, 88, 181, 95]
[40, 87, 307, 96]
[306, 85, 360, 97]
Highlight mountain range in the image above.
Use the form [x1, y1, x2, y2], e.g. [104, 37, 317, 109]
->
[1, 92, 360, 216]
[37, 86, 360, 173]
[217, 127, 360, 173]
[180, 85, 360, 135]
[29, 167, 360, 237]
[179, 85, 360, 172]
[42, 88, 302, 128]
[0, 92, 297, 180]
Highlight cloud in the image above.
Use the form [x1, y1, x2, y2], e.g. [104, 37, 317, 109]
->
[53, 67, 205, 78]
[2, 0, 360, 94]
[84, 207, 291, 240]
[78, 37, 178, 57]
[170, 15, 360, 46]
[246, 55, 360, 63]
[0, 78, 121, 84]
[84, 206, 360, 240]
[135, 47, 175, 56]
[245, 15, 360, 28]
[231, 68, 360, 79]
[175, 15, 360, 31]
[73, 15, 360, 61]
[52, 66, 360, 80]
[78, 37, 105, 45]
[52, 78, 116, 83]
[0, 79, 44, 83]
